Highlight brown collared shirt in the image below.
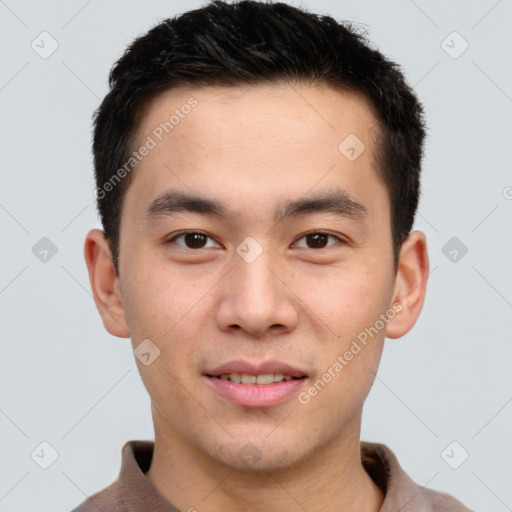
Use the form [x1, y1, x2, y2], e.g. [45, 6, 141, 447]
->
[71, 440, 473, 511]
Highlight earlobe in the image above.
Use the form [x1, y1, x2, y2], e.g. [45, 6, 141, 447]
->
[83, 229, 130, 338]
[385, 230, 429, 339]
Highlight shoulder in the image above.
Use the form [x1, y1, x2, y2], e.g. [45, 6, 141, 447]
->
[68, 440, 155, 512]
[361, 441, 474, 512]
[420, 486, 474, 511]
[69, 479, 125, 511]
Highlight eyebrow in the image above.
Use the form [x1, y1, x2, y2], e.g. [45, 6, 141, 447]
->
[144, 188, 368, 225]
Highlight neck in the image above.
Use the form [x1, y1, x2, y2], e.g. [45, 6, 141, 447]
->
[146, 407, 384, 512]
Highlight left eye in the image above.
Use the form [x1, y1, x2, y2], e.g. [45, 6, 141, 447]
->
[168, 232, 220, 249]
[293, 232, 341, 249]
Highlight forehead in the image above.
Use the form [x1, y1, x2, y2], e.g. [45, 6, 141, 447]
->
[124, 82, 386, 224]
[137, 82, 379, 151]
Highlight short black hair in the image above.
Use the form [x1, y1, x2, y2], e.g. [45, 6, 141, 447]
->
[93, 0, 426, 275]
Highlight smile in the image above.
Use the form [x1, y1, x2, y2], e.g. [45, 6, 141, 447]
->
[213, 373, 301, 385]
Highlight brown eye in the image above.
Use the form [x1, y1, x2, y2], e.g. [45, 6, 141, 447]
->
[294, 232, 341, 249]
[184, 233, 208, 248]
[306, 233, 328, 248]
[168, 232, 220, 249]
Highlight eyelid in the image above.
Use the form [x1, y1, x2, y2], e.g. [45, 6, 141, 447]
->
[166, 230, 222, 249]
[292, 231, 345, 249]
[165, 230, 346, 250]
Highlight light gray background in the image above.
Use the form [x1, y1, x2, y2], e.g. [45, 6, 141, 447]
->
[1, 1, 511, 510]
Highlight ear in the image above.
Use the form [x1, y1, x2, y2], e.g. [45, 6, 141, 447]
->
[385, 230, 429, 339]
[84, 229, 130, 338]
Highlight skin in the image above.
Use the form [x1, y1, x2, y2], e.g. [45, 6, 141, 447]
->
[84, 82, 429, 512]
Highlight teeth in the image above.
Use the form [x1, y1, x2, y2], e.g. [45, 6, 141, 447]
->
[241, 374, 257, 385]
[256, 373, 274, 385]
[229, 373, 242, 383]
[216, 372, 301, 385]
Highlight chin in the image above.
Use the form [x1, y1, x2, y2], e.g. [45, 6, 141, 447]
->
[201, 435, 308, 474]
[229, 449, 300, 474]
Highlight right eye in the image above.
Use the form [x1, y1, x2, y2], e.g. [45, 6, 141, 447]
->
[165, 231, 221, 250]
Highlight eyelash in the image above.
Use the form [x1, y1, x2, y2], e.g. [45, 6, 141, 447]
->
[165, 230, 345, 250]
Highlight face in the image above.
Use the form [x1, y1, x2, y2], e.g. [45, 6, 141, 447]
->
[105, 83, 411, 471]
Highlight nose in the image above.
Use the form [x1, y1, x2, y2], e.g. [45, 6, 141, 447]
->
[215, 249, 299, 339]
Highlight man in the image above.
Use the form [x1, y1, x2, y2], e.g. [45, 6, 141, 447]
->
[74, 1, 472, 510]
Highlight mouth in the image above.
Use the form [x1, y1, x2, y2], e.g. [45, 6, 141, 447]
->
[204, 360, 309, 408]
[209, 373, 304, 385]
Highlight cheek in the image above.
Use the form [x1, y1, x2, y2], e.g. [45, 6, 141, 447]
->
[123, 267, 213, 383]
[294, 265, 391, 405]
[296, 266, 386, 338]
[121, 256, 203, 339]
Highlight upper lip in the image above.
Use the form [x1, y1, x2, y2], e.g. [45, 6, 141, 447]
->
[205, 360, 309, 378]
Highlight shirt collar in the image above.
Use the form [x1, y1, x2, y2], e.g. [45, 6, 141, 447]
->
[113, 439, 469, 511]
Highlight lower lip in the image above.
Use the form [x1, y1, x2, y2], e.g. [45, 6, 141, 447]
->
[205, 376, 307, 408]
